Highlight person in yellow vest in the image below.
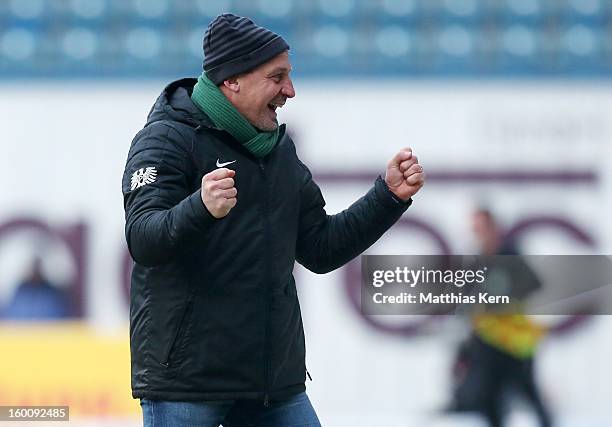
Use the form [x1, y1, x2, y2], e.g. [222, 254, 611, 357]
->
[449, 208, 552, 427]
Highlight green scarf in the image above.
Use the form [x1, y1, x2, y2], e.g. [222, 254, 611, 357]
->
[191, 72, 279, 158]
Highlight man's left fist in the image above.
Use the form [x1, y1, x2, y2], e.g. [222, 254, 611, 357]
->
[385, 148, 425, 201]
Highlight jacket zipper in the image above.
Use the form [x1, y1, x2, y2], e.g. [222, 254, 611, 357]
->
[160, 297, 194, 368]
[259, 160, 272, 407]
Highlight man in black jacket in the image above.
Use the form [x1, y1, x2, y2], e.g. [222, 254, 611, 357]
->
[122, 13, 425, 427]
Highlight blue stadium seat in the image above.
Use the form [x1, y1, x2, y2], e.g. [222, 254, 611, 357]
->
[120, 26, 164, 75]
[380, 0, 419, 20]
[313, 0, 359, 26]
[68, 0, 109, 23]
[434, 25, 478, 75]
[561, 0, 607, 25]
[502, 0, 547, 25]
[0, 27, 38, 65]
[375, 25, 413, 59]
[557, 24, 604, 74]
[497, 24, 542, 74]
[368, 25, 416, 75]
[192, 0, 234, 19]
[251, 0, 296, 40]
[438, 0, 484, 24]
[7, 0, 46, 22]
[60, 27, 99, 62]
[108, 0, 173, 28]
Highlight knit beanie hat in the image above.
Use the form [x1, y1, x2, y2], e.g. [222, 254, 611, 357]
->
[203, 13, 290, 85]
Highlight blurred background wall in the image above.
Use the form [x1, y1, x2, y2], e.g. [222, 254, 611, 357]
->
[0, 0, 611, 426]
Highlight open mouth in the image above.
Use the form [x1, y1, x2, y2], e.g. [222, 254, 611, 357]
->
[267, 102, 284, 113]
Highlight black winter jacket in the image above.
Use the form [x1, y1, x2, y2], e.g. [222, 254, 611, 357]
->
[122, 79, 411, 402]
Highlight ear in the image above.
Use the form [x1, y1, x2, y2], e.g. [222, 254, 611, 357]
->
[222, 77, 240, 93]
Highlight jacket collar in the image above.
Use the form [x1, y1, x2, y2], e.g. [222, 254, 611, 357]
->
[149, 78, 222, 131]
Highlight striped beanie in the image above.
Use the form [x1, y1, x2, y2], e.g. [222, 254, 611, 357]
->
[203, 14, 290, 85]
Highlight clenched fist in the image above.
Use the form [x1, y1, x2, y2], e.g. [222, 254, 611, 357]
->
[385, 148, 425, 201]
[201, 168, 237, 218]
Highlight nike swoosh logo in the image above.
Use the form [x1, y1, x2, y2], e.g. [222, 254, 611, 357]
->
[216, 159, 236, 168]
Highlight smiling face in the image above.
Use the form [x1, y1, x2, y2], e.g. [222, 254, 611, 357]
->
[220, 51, 295, 131]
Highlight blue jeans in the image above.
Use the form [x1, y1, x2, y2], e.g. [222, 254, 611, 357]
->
[141, 392, 321, 427]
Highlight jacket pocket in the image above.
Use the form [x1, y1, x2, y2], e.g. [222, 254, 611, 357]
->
[160, 296, 195, 368]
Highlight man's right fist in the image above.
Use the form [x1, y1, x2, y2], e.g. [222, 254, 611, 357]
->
[201, 168, 237, 219]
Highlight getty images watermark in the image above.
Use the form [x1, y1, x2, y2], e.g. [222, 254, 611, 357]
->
[372, 265, 497, 304]
[361, 255, 612, 315]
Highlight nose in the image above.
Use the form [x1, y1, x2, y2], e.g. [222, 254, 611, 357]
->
[282, 78, 296, 98]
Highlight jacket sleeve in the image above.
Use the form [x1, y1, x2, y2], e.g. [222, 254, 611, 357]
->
[295, 160, 411, 274]
[122, 123, 216, 267]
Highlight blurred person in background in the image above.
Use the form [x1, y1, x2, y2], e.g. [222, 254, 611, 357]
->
[122, 13, 425, 426]
[2, 256, 70, 320]
[448, 208, 552, 427]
